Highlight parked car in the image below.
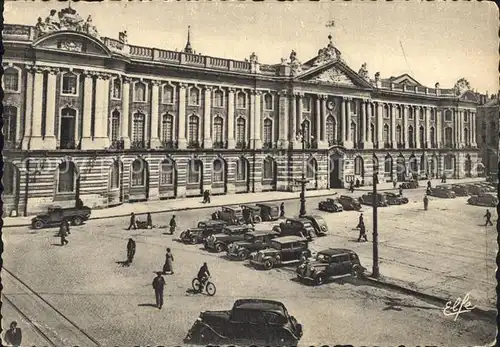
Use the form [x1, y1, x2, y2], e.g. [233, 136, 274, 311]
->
[184, 299, 303, 345]
[359, 192, 388, 207]
[477, 183, 496, 192]
[427, 187, 456, 198]
[298, 215, 329, 236]
[400, 180, 419, 189]
[180, 220, 228, 244]
[256, 203, 281, 221]
[204, 224, 255, 252]
[383, 192, 408, 205]
[249, 236, 312, 270]
[241, 204, 262, 223]
[272, 218, 316, 240]
[318, 198, 343, 213]
[465, 184, 487, 195]
[296, 248, 366, 285]
[31, 206, 91, 229]
[226, 230, 279, 260]
[448, 184, 469, 196]
[467, 193, 498, 207]
[336, 195, 362, 210]
[212, 205, 245, 225]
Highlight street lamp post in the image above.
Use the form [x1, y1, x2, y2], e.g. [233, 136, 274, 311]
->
[295, 122, 309, 217]
[372, 171, 380, 278]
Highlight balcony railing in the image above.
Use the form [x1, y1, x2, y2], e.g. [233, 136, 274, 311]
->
[213, 141, 227, 149]
[187, 140, 201, 149]
[160, 140, 178, 149]
[236, 141, 248, 149]
[57, 140, 78, 149]
[109, 139, 125, 149]
[130, 140, 150, 149]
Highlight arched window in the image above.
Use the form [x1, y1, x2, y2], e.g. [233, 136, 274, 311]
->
[213, 116, 224, 143]
[444, 155, 453, 170]
[162, 85, 174, 104]
[384, 155, 392, 175]
[58, 161, 76, 193]
[408, 107, 414, 120]
[131, 159, 146, 186]
[302, 120, 311, 143]
[263, 157, 275, 180]
[212, 159, 225, 183]
[112, 78, 121, 99]
[236, 157, 248, 181]
[237, 92, 246, 109]
[160, 159, 175, 185]
[396, 106, 402, 119]
[236, 118, 246, 144]
[189, 88, 200, 105]
[213, 90, 224, 107]
[444, 110, 452, 122]
[326, 116, 335, 143]
[162, 114, 173, 142]
[60, 107, 76, 148]
[383, 104, 389, 118]
[383, 124, 390, 144]
[188, 115, 199, 144]
[430, 127, 436, 148]
[419, 126, 425, 148]
[263, 119, 273, 145]
[354, 156, 364, 176]
[464, 128, 470, 146]
[4, 67, 19, 92]
[3, 162, 16, 195]
[134, 82, 146, 102]
[408, 126, 414, 148]
[264, 94, 273, 110]
[444, 127, 453, 147]
[132, 112, 145, 142]
[350, 122, 356, 144]
[111, 110, 120, 142]
[396, 125, 402, 144]
[418, 108, 424, 121]
[62, 72, 78, 95]
[3, 106, 17, 142]
[430, 109, 436, 122]
[109, 162, 120, 189]
[306, 157, 317, 179]
[351, 100, 358, 115]
[187, 159, 202, 184]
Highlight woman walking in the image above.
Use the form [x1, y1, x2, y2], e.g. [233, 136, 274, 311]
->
[163, 248, 174, 275]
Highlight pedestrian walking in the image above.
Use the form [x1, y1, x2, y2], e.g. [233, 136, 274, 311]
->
[126, 238, 136, 264]
[357, 222, 368, 242]
[127, 212, 137, 230]
[4, 321, 22, 347]
[279, 202, 285, 218]
[392, 179, 397, 188]
[349, 181, 355, 193]
[398, 185, 403, 197]
[60, 221, 69, 246]
[484, 209, 493, 226]
[206, 190, 211, 203]
[169, 215, 177, 235]
[163, 248, 174, 274]
[423, 195, 429, 211]
[152, 272, 165, 309]
[356, 213, 364, 228]
[146, 213, 153, 229]
[427, 180, 432, 189]
[355, 178, 360, 188]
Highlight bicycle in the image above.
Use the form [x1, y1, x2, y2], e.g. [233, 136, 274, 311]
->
[191, 276, 216, 296]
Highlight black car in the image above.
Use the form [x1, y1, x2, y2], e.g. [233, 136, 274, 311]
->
[180, 220, 228, 244]
[318, 198, 343, 212]
[31, 206, 92, 229]
[400, 180, 419, 189]
[383, 192, 408, 205]
[226, 230, 279, 260]
[204, 224, 255, 252]
[336, 195, 362, 210]
[184, 299, 303, 345]
[359, 192, 388, 207]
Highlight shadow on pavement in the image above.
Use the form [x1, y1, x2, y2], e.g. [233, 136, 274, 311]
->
[382, 296, 439, 311]
[138, 303, 157, 308]
[115, 260, 130, 267]
[50, 243, 64, 246]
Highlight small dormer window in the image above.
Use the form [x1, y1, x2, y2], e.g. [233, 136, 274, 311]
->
[62, 72, 78, 95]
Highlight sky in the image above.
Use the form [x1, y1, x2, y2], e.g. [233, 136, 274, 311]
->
[4, 1, 499, 94]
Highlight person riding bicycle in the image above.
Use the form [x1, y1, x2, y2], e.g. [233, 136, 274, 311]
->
[197, 262, 211, 286]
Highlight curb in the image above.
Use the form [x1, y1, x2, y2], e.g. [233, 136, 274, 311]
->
[365, 276, 496, 320]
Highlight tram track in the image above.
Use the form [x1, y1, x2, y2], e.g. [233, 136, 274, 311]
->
[2, 267, 101, 347]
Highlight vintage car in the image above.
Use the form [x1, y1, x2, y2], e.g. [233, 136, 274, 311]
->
[400, 180, 419, 189]
[256, 203, 281, 221]
[249, 236, 312, 270]
[180, 220, 228, 244]
[296, 248, 366, 285]
[212, 205, 245, 225]
[477, 182, 496, 192]
[318, 198, 344, 213]
[241, 204, 262, 223]
[299, 215, 329, 236]
[204, 224, 255, 252]
[31, 206, 92, 229]
[445, 184, 470, 197]
[427, 187, 456, 199]
[336, 195, 362, 211]
[184, 299, 303, 345]
[226, 230, 279, 260]
[272, 218, 316, 240]
[464, 184, 487, 195]
[359, 192, 388, 207]
[383, 192, 409, 205]
[467, 193, 498, 207]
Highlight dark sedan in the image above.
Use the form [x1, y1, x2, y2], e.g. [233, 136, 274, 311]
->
[468, 193, 498, 207]
[336, 195, 362, 211]
[383, 192, 409, 205]
[318, 198, 343, 213]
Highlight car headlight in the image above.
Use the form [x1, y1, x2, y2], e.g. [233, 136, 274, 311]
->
[321, 225, 327, 231]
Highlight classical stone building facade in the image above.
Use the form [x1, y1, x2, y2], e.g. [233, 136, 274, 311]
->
[2, 8, 481, 216]
[476, 94, 499, 178]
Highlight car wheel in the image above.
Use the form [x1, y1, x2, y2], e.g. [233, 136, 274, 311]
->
[190, 237, 198, 245]
[33, 220, 45, 229]
[352, 265, 364, 279]
[299, 254, 308, 263]
[215, 243, 225, 253]
[315, 275, 325, 285]
[254, 216, 262, 223]
[263, 259, 273, 270]
[238, 249, 249, 260]
[72, 216, 83, 226]
[198, 327, 218, 343]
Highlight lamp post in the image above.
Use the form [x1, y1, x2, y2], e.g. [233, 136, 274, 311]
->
[295, 121, 310, 217]
[372, 171, 380, 278]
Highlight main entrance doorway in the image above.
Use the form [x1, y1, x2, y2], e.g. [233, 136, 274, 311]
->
[329, 154, 344, 188]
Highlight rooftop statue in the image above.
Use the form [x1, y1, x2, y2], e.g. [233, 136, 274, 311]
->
[35, 8, 100, 39]
[288, 50, 302, 76]
[314, 34, 341, 66]
[118, 30, 128, 44]
[249, 52, 259, 63]
[453, 78, 471, 96]
[358, 63, 369, 80]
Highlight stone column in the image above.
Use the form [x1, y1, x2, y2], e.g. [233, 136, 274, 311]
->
[203, 86, 213, 148]
[360, 100, 367, 144]
[436, 108, 442, 148]
[121, 77, 131, 149]
[340, 97, 346, 143]
[315, 96, 321, 145]
[344, 98, 352, 147]
[403, 105, 409, 148]
[390, 104, 396, 148]
[424, 106, 430, 148]
[43, 68, 58, 149]
[321, 95, 327, 143]
[177, 83, 187, 149]
[93, 73, 110, 148]
[415, 106, 421, 149]
[226, 88, 236, 149]
[149, 80, 161, 148]
[376, 102, 383, 148]
[365, 101, 373, 149]
[81, 71, 94, 149]
[278, 90, 289, 148]
[30, 68, 46, 149]
[458, 110, 464, 147]
[471, 112, 476, 147]
[290, 93, 297, 145]
[22, 66, 34, 150]
[253, 90, 262, 149]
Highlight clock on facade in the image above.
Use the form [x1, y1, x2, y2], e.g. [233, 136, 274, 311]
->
[327, 101, 335, 110]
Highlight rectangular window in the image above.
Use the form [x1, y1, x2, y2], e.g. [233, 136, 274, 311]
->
[162, 85, 174, 104]
[62, 73, 78, 95]
[111, 115, 120, 141]
[237, 93, 246, 109]
[4, 69, 19, 92]
[160, 163, 173, 185]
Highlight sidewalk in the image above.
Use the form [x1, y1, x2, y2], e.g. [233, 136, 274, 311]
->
[355, 177, 485, 191]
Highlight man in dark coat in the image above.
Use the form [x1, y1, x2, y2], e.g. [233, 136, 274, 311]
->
[169, 215, 177, 235]
[146, 213, 153, 229]
[484, 209, 493, 226]
[357, 221, 368, 242]
[279, 202, 285, 218]
[356, 213, 364, 229]
[423, 195, 429, 211]
[152, 272, 166, 309]
[427, 180, 432, 189]
[127, 212, 136, 230]
[60, 221, 69, 246]
[4, 321, 22, 347]
[398, 185, 403, 197]
[197, 262, 211, 287]
[126, 238, 136, 264]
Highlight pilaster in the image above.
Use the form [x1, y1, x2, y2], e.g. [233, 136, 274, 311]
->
[414, 106, 421, 149]
[43, 67, 58, 149]
[278, 90, 289, 148]
[344, 97, 353, 148]
[150, 80, 161, 148]
[364, 100, 373, 149]
[253, 90, 262, 149]
[403, 105, 409, 149]
[81, 70, 94, 149]
[203, 86, 213, 148]
[424, 106, 430, 148]
[178, 83, 187, 149]
[227, 88, 236, 149]
[29, 66, 45, 149]
[436, 108, 442, 148]
[93, 73, 110, 148]
[290, 93, 297, 146]
[390, 104, 396, 149]
[360, 99, 367, 144]
[121, 77, 131, 149]
[320, 95, 328, 149]
[22, 66, 34, 150]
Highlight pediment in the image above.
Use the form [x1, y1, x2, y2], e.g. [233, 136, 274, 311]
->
[32, 31, 111, 58]
[459, 90, 479, 103]
[389, 74, 422, 86]
[297, 61, 373, 89]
